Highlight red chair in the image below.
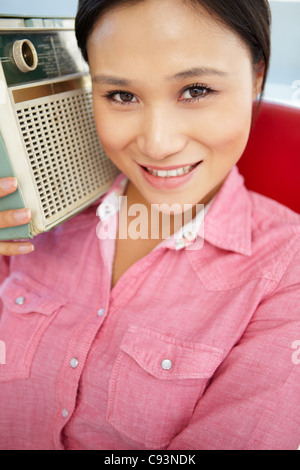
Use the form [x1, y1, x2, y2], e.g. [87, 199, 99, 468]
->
[238, 101, 300, 213]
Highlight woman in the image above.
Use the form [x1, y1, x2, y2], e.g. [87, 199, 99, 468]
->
[0, 0, 299, 450]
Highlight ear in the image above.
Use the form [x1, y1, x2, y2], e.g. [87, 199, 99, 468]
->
[252, 60, 265, 100]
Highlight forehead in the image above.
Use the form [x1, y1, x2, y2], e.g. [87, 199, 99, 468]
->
[87, 0, 251, 78]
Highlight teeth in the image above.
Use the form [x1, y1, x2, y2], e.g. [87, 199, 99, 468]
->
[146, 164, 196, 177]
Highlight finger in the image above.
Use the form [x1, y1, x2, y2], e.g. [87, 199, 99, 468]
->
[0, 209, 32, 228]
[0, 177, 18, 198]
[0, 241, 34, 256]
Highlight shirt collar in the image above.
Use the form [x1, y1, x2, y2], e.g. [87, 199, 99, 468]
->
[203, 166, 252, 256]
[95, 174, 127, 220]
[95, 165, 252, 256]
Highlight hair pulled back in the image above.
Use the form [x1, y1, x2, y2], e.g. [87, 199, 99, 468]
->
[75, 0, 271, 95]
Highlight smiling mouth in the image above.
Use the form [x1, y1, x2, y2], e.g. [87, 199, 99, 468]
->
[141, 161, 202, 178]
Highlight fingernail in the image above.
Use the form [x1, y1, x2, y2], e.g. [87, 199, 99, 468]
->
[18, 244, 34, 254]
[0, 177, 17, 191]
[14, 209, 31, 222]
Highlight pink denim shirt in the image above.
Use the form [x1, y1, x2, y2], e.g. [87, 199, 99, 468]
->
[0, 166, 299, 450]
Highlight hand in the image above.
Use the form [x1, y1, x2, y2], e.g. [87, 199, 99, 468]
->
[0, 177, 34, 255]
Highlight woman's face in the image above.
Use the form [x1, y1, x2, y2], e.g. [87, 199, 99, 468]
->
[87, 0, 263, 211]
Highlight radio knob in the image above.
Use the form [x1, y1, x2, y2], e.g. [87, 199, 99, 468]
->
[12, 39, 38, 73]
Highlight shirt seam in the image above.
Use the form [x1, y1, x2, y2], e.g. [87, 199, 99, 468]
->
[260, 238, 300, 301]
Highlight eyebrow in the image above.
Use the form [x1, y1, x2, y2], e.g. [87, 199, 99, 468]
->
[169, 66, 229, 80]
[92, 75, 132, 86]
[92, 66, 229, 86]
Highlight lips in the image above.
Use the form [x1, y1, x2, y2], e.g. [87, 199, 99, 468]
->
[141, 161, 202, 178]
[138, 160, 203, 190]
[143, 163, 199, 171]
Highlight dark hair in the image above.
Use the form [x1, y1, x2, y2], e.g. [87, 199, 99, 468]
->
[75, 0, 271, 95]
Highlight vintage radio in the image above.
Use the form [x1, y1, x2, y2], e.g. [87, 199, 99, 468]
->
[0, 16, 120, 240]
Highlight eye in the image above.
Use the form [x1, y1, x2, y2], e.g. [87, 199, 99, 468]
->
[104, 90, 138, 104]
[179, 84, 214, 102]
[115, 92, 137, 102]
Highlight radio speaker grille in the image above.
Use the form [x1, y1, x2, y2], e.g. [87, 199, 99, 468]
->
[15, 87, 119, 221]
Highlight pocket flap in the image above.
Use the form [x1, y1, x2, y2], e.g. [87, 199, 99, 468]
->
[0, 273, 66, 316]
[120, 325, 223, 380]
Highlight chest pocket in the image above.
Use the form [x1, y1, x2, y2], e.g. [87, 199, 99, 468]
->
[107, 325, 223, 449]
[0, 273, 66, 382]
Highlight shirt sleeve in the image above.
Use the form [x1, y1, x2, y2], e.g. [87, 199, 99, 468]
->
[167, 248, 300, 451]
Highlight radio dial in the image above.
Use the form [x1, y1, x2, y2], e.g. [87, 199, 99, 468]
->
[12, 39, 38, 73]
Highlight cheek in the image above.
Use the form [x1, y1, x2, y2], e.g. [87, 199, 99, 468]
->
[214, 110, 252, 156]
[196, 98, 253, 160]
[93, 102, 132, 153]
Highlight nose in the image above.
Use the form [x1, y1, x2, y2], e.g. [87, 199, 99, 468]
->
[136, 106, 187, 160]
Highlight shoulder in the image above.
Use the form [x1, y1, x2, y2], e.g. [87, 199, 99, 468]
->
[6, 199, 101, 291]
[8, 175, 126, 286]
[188, 176, 300, 292]
[247, 190, 300, 285]
[249, 191, 300, 269]
[249, 190, 300, 234]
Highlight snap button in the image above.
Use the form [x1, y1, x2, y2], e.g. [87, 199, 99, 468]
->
[97, 308, 105, 317]
[70, 358, 79, 369]
[161, 359, 172, 370]
[182, 231, 196, 241]
[98, 202, 116, 221]
[15, 296, 25, 305]
[62, 408, 68, 418]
